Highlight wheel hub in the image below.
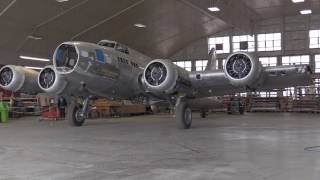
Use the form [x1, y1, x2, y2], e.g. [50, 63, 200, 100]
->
[75, 109, 85, 122]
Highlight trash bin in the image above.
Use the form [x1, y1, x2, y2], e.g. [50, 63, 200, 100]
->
[0, 102, 9, 123]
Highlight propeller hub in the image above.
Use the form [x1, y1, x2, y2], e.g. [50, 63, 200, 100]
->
[226, 54, 252, 79]
[39, 68, 56, 89]
[0, 67, 13, 86]
[145, 62, 167, 86]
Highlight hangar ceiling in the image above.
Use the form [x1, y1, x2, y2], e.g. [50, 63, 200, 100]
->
[0, 0, 319, 67]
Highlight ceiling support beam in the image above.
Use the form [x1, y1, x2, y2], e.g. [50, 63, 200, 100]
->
[15, 0, 90, 52]
[0, 0, 16, 17]
[71, 0, 146, 40]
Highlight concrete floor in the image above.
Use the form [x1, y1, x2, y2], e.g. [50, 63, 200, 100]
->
[0, 112, 320, 180]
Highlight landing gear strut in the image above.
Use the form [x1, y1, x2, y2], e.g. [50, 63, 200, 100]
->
[67, 97, 91, 127]
[175, 98, 192, 129]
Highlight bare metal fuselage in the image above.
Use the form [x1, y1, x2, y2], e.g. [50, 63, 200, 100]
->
[51, 42, 148, 99]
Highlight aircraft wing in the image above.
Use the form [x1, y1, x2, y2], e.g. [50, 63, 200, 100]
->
[142, 52, 312, 99]
[188, 64, 312, 97]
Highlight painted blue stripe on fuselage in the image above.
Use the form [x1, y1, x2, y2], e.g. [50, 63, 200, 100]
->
[95, 49, 105, 63]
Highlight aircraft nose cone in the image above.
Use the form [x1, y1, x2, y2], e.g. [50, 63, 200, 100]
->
[54, 43, 78, 73]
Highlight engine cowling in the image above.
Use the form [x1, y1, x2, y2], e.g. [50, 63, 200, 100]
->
[0, 65, 42, 94]
[38, 66, 67, 95]
[224, 52, 264, 89]
[143, 59, 191, 94]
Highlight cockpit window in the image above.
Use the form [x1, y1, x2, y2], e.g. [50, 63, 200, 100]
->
[98, 42, 115, 48]
[55, 44, 78, 71]
[115, 44, 129, 54]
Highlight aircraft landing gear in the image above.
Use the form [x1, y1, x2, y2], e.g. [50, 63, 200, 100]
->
[67, 97, 91, 127]
[175, 98, 192, 129]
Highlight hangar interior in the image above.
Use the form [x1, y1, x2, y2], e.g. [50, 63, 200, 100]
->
[0, 0, 320, 179]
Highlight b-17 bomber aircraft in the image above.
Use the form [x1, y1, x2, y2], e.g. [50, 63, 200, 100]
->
[0, 40, 313, 129]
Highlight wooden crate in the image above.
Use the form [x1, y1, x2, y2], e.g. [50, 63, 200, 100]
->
[120, 104, 146, 115]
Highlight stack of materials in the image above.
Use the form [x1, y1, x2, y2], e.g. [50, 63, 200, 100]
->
[289, 99, 318, 113]
[90, 99, 122, 118]
[247, 97, 287, 112]
[120, 100, 147, 116]
[90, 99, 147, 118]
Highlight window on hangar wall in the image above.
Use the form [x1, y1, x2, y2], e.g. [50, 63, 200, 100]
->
[314, 79, 320, 96]
[240, 93, 247, 97]
[283, 87, 295, 97]
[258, 91, 278, 98]
[315, 54, 320, 73]
[259, 57, 277, 67]
[208, 36, 230, 54]
[195, 60, 208, 71]
[282, 55, 310, 66]
[283, 87, 308, 98]
[215, 59, 226, 69]
[309, 30, 320, 49]
[257, 33, 281, 51]
[173, 61, 192, 71]
[232, 35, 255, 52]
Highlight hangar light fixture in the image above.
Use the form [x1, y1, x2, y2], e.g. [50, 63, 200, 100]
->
[291, 0, 304, 3]
[300, 9, 312, 15]
[208, 6, 220, 12]
[56, 0, 69, 2]
[19, 56, 50, 62]
[24, 66, 43, 70]
[27, 35, 42, 40]
[134, 23, 146, 28]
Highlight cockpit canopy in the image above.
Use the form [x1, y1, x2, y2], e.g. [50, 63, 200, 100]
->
[97, 40, 129, 55]
[97, 40, 116, 48]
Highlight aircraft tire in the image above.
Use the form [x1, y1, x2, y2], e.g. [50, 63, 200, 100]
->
[67, 101, 85, 127]
[176, 102, 192, 129]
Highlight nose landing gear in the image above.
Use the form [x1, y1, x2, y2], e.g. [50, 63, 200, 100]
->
[67, 97, 91, 127]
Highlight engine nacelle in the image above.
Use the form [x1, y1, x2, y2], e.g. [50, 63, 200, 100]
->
[0, 65, 42, 94]
[143, 59, 191, 94]
[38, 66, 67, 95]
[224, 52, 264, 89]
